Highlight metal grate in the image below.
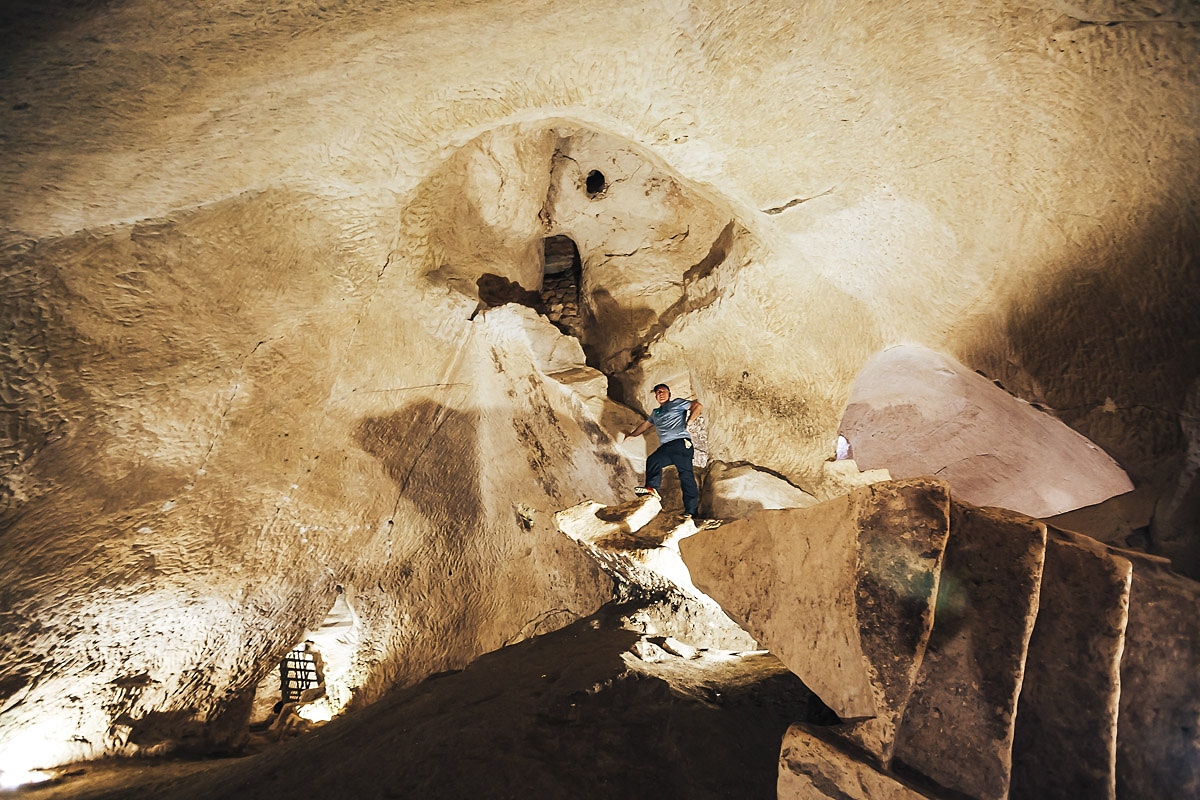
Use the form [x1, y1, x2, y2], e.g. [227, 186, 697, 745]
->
[279, 646, 321, 703]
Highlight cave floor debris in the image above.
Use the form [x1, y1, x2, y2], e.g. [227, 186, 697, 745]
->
[17, 602, 835, 800]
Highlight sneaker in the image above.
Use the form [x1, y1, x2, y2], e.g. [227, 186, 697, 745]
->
[634, 487, 660, 499]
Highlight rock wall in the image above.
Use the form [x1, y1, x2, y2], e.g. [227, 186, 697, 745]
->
[1, 0, 1198, 772]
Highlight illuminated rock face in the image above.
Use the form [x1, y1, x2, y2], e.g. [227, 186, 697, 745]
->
[1, 0, 1198, 774]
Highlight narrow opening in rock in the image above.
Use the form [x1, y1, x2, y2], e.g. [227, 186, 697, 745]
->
[539, 235, 583, 339]
[585, 169, 606, 196]
[280, 642, 325, 704]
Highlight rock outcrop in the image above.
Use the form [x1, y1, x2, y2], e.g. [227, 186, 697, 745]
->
[680, 479, 1200, 799]
[555, 497, 755, 651]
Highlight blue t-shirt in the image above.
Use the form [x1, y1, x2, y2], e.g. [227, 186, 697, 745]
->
[649, 397, 693, 444]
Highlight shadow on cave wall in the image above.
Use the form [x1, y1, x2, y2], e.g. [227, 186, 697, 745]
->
[964, 203, 1200, 574]
[354, 401, 484, 532]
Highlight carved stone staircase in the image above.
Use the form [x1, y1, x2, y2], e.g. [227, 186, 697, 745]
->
[566, 477, 1199, 800]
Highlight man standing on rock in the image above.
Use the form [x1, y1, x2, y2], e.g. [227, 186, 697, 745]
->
[624, 383, 702, 518]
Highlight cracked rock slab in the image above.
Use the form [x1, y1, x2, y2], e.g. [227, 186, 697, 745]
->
[1009, 528, 1131, 800]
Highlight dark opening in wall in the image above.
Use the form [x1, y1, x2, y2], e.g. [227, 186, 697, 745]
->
[585, 170, 606, 197]
[539, 235, 582, 338]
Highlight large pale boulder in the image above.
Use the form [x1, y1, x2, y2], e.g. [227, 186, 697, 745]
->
[839, 345, 1134, 517]
[679, 477, 951, 756]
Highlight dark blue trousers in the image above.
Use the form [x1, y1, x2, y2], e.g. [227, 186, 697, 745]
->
[645, 437, 699, 516]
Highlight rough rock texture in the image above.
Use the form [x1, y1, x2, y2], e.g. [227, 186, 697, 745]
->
[839, 345, 1134, 517]
[701, 460, 819, 520]
[680, 477, 951, 754]
[779, 724, 933, 800]
[0, 297, 631, 769]
[1009, 530, 1131, 800]
[555, 497, 756, 651]
[1, 0, 1199, 774]
[892, 503, 1047, 800]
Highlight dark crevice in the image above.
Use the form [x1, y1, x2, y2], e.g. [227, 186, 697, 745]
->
[615, 220, 739, 376]
[477, 273, 544, 313]
[762, 187, 835, 215]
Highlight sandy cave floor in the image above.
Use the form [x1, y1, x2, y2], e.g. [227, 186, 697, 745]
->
[11, 601, 837, 800]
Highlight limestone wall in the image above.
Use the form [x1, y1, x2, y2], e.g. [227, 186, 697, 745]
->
[1, 0, 1197, 771]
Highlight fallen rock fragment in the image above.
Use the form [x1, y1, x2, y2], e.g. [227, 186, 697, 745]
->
[661, 637, 699, 660]
[839, 345, 1133, 517]
[702, 460, 818, 520]
[630, 639, 668, 663]
[819, 458, 893, 498]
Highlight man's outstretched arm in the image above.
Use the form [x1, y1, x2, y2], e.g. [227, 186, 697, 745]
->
[625, 419, 653, 438]
[687, 400, 703, 424]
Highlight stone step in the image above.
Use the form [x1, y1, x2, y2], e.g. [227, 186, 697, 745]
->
[1009, 527, 1132, 800]
[680, 477, 952, 763]
[891, 503, 1047, 800]
[779, 724, 936, 800]
[1062, 532, 1200, 800]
